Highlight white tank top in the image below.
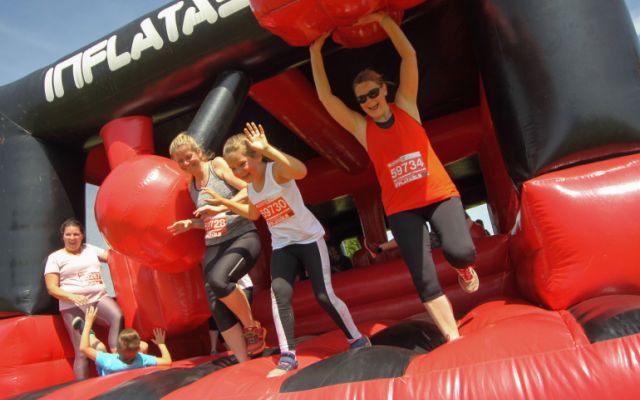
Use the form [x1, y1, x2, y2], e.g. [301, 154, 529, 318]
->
[248, 163, 324, 250]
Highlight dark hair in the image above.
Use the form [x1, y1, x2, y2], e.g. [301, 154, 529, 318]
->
[60, 218, 84, 236]
[352, 69, 385, 90]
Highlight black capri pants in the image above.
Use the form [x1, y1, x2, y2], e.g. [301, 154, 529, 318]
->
[387, 197, 476, 302]
[203, 230, 261, 332]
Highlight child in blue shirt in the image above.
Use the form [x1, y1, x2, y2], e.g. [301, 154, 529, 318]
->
[79, 306, 172, 376]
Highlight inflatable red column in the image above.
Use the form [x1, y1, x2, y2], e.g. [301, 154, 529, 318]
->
[95, 116, 204, 271]
[100, 116, 155, 169]
[95, 116, 209, 340]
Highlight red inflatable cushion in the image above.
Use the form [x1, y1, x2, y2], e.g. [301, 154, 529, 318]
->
[511, 153, 640, 310]
[95, 155, 204, 271]
[250, 0, 425, 47]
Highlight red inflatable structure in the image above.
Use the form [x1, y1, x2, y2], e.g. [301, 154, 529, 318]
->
[2, 0, 640, 399]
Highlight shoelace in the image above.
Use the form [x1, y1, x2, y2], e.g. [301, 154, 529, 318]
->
[245, 330, 259, 343]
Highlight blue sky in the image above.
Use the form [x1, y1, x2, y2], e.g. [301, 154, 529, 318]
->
[0, 0, 169, 85]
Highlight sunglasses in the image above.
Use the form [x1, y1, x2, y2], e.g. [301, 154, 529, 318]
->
[356, 87, 381, 104]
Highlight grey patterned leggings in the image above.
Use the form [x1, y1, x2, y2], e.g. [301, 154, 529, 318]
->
[60, 296, 123, 379]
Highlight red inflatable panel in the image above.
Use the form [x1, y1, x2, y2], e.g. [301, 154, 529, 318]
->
[100, 116, 155, 169]
[107, 251, 210, 339]
[0, 315, 74, 397]
[249, 70, 370, 174]
[425, 107, 483, 164]
[250, 0, 425, 47]
[295, 157, 377, 205]
[352, 185, 388, 247]
[95, 155, 204, 271]
[511, 153, 640, 310]
[84, 145, 110, 186]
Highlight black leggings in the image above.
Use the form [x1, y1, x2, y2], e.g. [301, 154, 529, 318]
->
[270, 239, 361, 353]
[388, 197, 476, 302]
[203, 230, 260, 332]
[207, 287, 253, 331]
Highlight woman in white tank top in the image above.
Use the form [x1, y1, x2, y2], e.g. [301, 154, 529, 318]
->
[204, 122, 369, 378]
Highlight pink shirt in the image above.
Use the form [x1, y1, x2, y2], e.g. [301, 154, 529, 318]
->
[44, 244, 108, 311]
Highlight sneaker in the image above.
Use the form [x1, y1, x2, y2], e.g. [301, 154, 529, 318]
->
[266, 352, 298, 378]
[457, 266, 479, 293]
[71, 316, 85, 332]
[244, 321, 267, 356]
[349, 335, 372, 350]
[72, 316, 95, 335]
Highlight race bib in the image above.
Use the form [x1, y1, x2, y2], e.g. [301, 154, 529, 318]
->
[387, 151, 428, 188]
[204, 212, 228, 239]
[77, 271, 103, 286]
[256, 196, 295, 227]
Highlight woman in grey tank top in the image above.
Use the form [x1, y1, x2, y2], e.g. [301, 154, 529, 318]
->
[167, 133, 266, 362]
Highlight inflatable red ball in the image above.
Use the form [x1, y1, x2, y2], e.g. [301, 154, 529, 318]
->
[95, 155, 204, 272]
[250, 0, 426, 48]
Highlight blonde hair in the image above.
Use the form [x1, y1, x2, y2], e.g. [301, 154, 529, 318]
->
[168, 132, 211, 161]
[117, 328, 141, 352]
[223, 133, 257, 158]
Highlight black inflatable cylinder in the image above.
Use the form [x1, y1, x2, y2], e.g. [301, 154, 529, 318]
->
[0, 120, 84, 314]
[188, 70, 250, 153]
[469, 0, 640, 185]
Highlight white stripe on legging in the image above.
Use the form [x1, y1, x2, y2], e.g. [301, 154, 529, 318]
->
[315, 239, 361, 340]
[270, 286, 292, 354]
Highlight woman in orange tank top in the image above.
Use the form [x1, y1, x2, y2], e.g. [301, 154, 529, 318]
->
[310, 11, 479, 342]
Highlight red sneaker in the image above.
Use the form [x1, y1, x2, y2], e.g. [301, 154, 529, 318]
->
[244, 321, 267, 356]
[457, 266, 479, 293]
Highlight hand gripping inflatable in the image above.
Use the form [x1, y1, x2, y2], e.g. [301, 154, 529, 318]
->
[250, 0, 426, 47]
[95, 155, 205, 271]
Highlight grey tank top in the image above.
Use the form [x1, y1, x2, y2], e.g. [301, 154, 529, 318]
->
[189, 161, 255, 246]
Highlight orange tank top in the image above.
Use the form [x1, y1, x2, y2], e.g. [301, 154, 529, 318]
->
[365, 104, 459, 216]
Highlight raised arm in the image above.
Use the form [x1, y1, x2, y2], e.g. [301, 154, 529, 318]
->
[243, 122, 307, 183]
[309, 34, 367, 146]
[370, 12, 419, 120]
[79, 306, 99, 361]
[151, 328, 172, 366]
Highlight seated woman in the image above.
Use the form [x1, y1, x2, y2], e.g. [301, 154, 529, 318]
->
[44, 218, 123, 379]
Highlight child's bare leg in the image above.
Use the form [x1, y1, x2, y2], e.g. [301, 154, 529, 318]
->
[220, 323, 249, 362]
